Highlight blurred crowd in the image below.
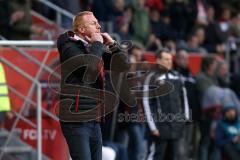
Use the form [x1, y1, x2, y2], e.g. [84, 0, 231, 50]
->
[99, 43, 240, 160]
[1, 0, 240, 160]
[37, 0, 240, 56]
[2, 0, 240, 57]
[0, 0, 47, 40]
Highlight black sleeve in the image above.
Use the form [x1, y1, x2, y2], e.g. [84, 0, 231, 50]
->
[102, 42, 130, 71]
[89, 41, 104, 58]
[58, 41, 104, 60]
[58, 42, 84, 60]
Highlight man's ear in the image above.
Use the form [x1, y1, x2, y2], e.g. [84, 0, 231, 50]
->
[77, 27, 85, 35]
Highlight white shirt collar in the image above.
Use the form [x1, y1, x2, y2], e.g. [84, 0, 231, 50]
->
[73, 34, 89, 46]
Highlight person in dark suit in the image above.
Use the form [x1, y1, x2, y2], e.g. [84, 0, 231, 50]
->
[143, 49, 189, 160]
[57, 11, 127, 160]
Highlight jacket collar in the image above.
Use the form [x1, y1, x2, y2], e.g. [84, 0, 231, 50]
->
[67, 31, 88, 46]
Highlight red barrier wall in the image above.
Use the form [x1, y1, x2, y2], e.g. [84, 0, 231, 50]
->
[0, 47, 68, 160]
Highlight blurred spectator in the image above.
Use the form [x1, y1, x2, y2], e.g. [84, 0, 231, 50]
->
[215, 60, 230, 87]
[0, 0, 11, 39]
[130, 0, 150, 45]
[114, 16, 131, 40]
[149, 9, 177, 42]
[123, 5, 133, 23]
[214, 60, 240, 114]
[190, 0, 209, 26]
[147, 8, 176, 52]
[206, 5, 215, 24]
[128, 42, 145, 63]
[7, 0, 45, 40]
[116, 42, 147, 160]
[215, 107, 240, 160]
[149, 8, 161, 38]
[230, 12, 240, 38]
[178, 34, 207, 54]
[175, 50, 201, 121]
[195, 55, 220, 160]
[196, 55, 218, 112]
[202, 84, 240, 118]
[143, 49, 189, 160]
[163, 39, 177, 54]
[127, 43, 147, 160]
[168, 0, 189, 39]
[174, 49, 201, 158]
[201, 60, 240, 121]
[109, 0, 125, 21]
[147, 34, 162, 52]
[216, 4, 232, 42]
[194, 26, 206, 47]
[204, 5, 226, 54]
[190, 25, 209, 54]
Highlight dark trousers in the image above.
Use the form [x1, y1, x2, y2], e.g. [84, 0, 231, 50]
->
[128, 123, 146, 160]
[198, 120, 220, 160]
[148, 139, 180, 160]
[60, 121, 102, 160]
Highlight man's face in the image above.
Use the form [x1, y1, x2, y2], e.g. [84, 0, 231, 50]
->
[157, 52, 173, 70]
[219, 63, 228, 77]
[78, 14, 101, 37]
[225, 109, 237, 121]
[176, 50, 189, 68]
[188, 36, 199, 48]
[209, 60, 217, 75]
[115, 0, 125, 11]
[131, 48, 143, 62]
[196, 28, 205, 44]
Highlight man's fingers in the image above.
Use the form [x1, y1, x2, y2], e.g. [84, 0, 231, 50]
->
[101, 32, 108, 36]
[85, 35, 91, 43]
[101, 33, 114, 44]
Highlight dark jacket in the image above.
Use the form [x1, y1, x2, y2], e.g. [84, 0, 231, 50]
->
[57, 31, 128, 122]
[175, 66, 201, 121]
[143, 70, 189, 139]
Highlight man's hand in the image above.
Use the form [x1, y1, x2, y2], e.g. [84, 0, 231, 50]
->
[10, 10, 25, 25]
[151, 130, 160, 137]
[101, 33, 114, 45]
[85, 33, 103, 43]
